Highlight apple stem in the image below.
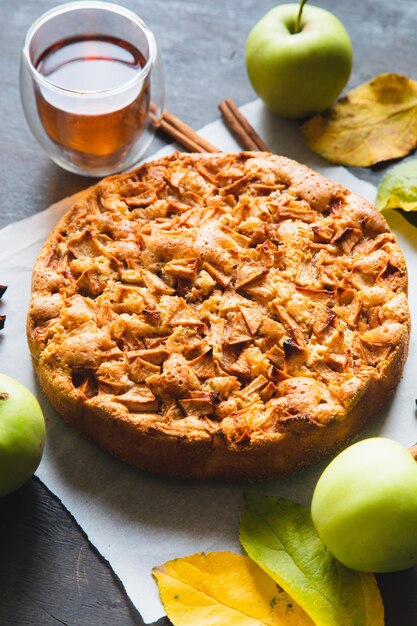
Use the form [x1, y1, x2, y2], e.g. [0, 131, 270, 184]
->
[0, 392, 9, 401]
[409, 444, 417, 462]
[294, 0, 309, 34]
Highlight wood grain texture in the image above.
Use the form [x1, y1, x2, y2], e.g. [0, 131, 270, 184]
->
[1, 0, 417, 624]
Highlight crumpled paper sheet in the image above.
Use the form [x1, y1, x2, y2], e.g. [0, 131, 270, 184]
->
[1, 99, 416, 623]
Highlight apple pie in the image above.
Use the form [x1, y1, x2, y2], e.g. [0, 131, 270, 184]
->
[27, 152, 410, 480]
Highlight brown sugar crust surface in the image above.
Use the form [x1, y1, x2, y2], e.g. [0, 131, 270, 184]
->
[27, 152, 411, 480]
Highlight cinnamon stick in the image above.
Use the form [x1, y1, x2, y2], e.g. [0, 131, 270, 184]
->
[158, 110, 219, 153]
[162, 110, 218, 153]
[218, 98, 269, 152]
[155, 102, 268, 155]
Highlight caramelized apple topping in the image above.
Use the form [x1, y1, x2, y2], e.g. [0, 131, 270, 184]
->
[30, 153, 409, 444]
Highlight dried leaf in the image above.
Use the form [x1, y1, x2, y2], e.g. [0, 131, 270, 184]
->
[376, 159, 417, 211]
[153, 551, 314, 626]
[302, 73, 417, 166]
[240, 494, 384, 626]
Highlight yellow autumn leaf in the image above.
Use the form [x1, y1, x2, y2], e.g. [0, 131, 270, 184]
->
[302, 73, 417, 166]
[152, 551, 314, 626]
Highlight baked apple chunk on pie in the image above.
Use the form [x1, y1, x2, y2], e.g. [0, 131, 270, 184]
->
[27, 152, 410, 480]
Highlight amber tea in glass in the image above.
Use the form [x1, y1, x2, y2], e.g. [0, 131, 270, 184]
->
[35, 34, 150, 161]
[20, 2, 164, 176]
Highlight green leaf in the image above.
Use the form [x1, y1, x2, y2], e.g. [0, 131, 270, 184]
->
[240, 494, 384, 626]
[376, 159, 417, 212]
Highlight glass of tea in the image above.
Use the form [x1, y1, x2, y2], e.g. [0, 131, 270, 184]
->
[20, 1, 164, 177]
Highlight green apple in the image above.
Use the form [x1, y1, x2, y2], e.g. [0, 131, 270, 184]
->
[0, 373, 45, 497]
[311, 438, 417, 572]
[245, 1, 353, 119]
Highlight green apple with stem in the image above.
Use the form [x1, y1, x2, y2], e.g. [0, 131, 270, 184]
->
[311, 438, 417, 572]
[245, 0, 353, 119]
[0, 373, 45, 497]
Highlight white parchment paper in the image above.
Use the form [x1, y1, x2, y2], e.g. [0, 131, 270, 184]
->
[1, 100, 417, 623]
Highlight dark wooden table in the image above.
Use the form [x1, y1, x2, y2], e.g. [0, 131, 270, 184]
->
[1, 1, 417, 624]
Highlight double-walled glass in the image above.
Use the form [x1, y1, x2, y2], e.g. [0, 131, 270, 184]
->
[20, 1, 164, 177]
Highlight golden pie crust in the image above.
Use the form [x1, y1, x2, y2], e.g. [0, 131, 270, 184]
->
[27, 152, 410, 480]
